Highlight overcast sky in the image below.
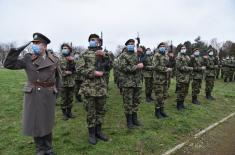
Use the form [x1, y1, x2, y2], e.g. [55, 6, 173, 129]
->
[0, 0, 235, 52]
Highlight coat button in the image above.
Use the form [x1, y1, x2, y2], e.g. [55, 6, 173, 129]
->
[37, 88, 41, 91]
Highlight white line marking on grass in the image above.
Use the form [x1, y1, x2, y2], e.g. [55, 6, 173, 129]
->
[162, 112, 235, 155]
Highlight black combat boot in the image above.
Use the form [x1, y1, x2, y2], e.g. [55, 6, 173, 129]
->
[146, 94, 152, 103]
[155, 107, 162, 118]
[76, 95, 82, 102]
[149, 94, 154, 101]
[205, 92, 210, 100]
[208, 92, 215, 100]
[62, 109, 69, 121]
[88, 127, 97, 145]
[229, 77, 232, 82]
[67, 108, 75, 119]
[125, 114, 134, 129]
[177, 102, 183, 111]
[132, 112, 141, 126]
[224, 78, 227, 82]
[95, 124, 109, 141]
[160, 107, 168, 117]
[192, 96, 200, 105]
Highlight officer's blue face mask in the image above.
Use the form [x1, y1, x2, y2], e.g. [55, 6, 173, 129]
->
[159, 47, 166, 54]
[89, 40, 97, 48]
[62, 49, 69, 56]
[194, 51, 200, 57]
[127, 44, 135, 52]
[32, 44, 41, 55]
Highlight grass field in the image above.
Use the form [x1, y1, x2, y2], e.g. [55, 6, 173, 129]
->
[0, 69, 235, 155]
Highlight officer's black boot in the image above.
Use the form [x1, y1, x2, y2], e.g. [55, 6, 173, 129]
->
[88, 127, 97, 145]
[67, 108, 75, 119]
[62, 109, 69, 121]
[132, 112, 141, 126]
[34, 137, 45, 155]
[125, 114, 134, 129]
[206, 92, 210, 100]
[155, 107, 163, 118]
[160, 107, 168, 117]
[192, 96, 200, 105]
[95, 124, 108, 141]
[44, 133, 54, 155]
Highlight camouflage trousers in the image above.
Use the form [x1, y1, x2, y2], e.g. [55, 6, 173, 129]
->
[176, 82, 189, 102]
[205, 76, 215, 93]
[122, 87, 141, 114]
[154, 82, 168, 108]
[224, 69, 234, 81]
[74, 80, 82, 98]
[192, 79, 202, 97]
[61, 87, 74, 110]
[144, 77, 153, 96]
[83, 96, 106, 128]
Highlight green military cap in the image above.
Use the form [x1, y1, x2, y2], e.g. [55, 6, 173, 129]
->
[88, 34, 100, 41]
[125, 39, 135, 46]
[157, 42, 165, 48]
[32, 32, 51, 44]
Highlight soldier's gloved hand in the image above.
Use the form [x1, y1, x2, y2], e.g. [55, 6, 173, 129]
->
[201, 66, 206, 70]
[95, 50, 105, 57]
[94, 71, 104, 77]
[137, 63, 144, 69]
[65, 71, 72, 75]
[166, 68, 172, 72]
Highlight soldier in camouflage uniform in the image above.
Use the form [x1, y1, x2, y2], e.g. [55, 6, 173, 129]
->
[143, 48, 154, 103]
[60, 43, 76, 120]
[74, 51, 83, 102]
[152, 42, 172, 118]
[76, 34, 108, 145]
[203, 49, 218, 100]
[119, 39, 143, 129]
[175, 45, 193, 110]
[189, 48, 206, 105]
[224, 56, 235, 82]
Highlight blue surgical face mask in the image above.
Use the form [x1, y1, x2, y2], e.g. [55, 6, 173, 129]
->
[127, 45, 135, 52]
[159, 47, 166, 54]
[32, 44, 41, 55]
[89, 40, 97, 48]
[209, 52, 213, 56]
[62, 49, 69, 56]
[194, 51, 200, 56]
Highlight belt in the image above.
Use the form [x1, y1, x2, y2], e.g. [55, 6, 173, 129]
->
[31, 81, 55, 87]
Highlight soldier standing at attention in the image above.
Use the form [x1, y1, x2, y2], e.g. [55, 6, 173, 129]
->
[76, 34, 108, 145]
[203, 49, 218, 100]
[190, 48, 206, 105]
[175, 45, 193, 110]
[152, 42, 172, 118]
[60, 43, 76, 120]
[4, 33, 61, 155]
[119, 39, 144, 129]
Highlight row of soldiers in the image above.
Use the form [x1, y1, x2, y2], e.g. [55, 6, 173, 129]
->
[113, 40, 221, 126]
[220, 56, 235, 82]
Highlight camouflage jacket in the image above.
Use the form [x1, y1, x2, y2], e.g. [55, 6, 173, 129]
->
[74, 55, 84, 81]
[204, 56, 218, 77]
[143, 54, 153, 78]
[152, 53, 169, 84]
[175, 54, 192, 83]
[76, 48, 107, 97]
[60, 56, 75, 87]
[119, 51, 142, 88]
[189, 56, 204, 80]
